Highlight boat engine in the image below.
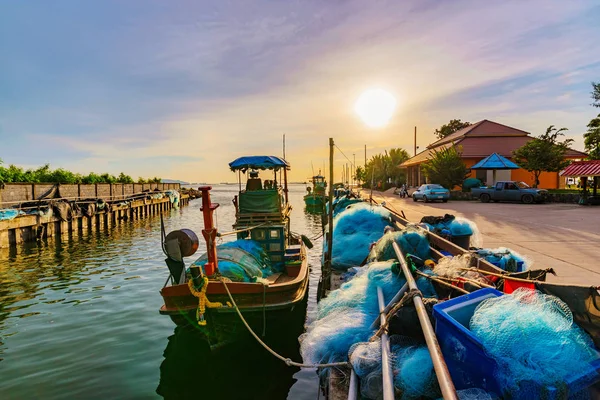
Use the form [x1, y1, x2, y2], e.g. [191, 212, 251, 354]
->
[163, 229, 199, 284]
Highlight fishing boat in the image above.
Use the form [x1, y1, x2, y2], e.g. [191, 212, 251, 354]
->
[304, 173, 327, 208]
[158, 156, 310, 344]
[314, 194, 600, 399]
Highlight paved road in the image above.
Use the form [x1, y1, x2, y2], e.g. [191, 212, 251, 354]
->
[373, 192, 600, 286]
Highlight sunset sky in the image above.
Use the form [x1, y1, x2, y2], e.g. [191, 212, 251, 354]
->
[1, 0, 599, 182]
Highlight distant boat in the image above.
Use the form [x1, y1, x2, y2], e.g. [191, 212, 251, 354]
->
[159, 155, 309, 345]
[304, 173, 327, 209]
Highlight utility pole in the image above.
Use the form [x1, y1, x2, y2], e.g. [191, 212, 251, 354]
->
[414, 126, 417, 156]
[353, 153, 356, 188]
[283, 133, 286, 159]
[325, 138, 334, 287]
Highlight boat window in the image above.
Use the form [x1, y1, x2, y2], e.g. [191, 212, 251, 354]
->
[253, 230, 266, 240]
[271, 255, 282, 262]
[269, 243, 281, 251]
[270, 229, 280, 238]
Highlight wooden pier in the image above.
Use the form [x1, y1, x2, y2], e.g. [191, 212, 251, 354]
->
[0, 183, 190, 249]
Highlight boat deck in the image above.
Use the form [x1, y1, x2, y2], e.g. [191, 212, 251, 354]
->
[265, 272, 296, 285]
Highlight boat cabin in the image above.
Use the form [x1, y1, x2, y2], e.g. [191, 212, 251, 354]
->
[310, 174, 327, 195]
[229, 156, 292, 265]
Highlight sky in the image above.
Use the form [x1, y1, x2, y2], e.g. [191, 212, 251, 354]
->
[1, 0, 600, 183]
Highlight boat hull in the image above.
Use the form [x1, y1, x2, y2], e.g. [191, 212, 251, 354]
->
[159, 244, 310, 342]
[304, 193, 325, 207]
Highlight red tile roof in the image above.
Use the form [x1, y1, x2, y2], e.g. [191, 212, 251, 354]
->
[560, 160, 600, 177]
[401, 119, 587, 167]
[427, 119, 530, 148]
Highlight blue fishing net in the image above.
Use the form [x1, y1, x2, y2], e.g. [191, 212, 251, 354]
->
[367, 228, 431, 264]
[474, 247, 529, 272]
[349, 340, 383, 399]
[191, 239, 273, 282]
[0, 209, 20, 221]
[300, 261, 405, 365]
[394, 343, 440, 400]
[325, 203, 393, 270]
[470, 288, 599, 398]
[349, 336, 441, 400]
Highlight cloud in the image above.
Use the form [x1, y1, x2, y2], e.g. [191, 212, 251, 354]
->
[0, 0, 599, 181]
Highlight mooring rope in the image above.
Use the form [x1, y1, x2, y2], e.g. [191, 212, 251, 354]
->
[217, 222, 269, 237]
[219, 278, 350, 369]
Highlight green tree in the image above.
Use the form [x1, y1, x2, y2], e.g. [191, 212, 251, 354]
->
[434, 119, 471, 140]
[513, 126, 574, 187]
[584, 114, 600, 160]
[355, 166, 366, 185]
[117, 173, 134, 184]
[592, 81, 600, 108]
[421, 145, 468, 189]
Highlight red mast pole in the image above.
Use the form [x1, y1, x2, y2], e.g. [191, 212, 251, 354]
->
[198, 186, 220, 276]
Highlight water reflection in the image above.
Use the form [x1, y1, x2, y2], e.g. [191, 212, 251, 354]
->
[0, 184, 321, 399]
[157, 300, 307, 400]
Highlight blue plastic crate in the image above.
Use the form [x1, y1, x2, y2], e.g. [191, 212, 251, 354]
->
[433, 288, 600, 399]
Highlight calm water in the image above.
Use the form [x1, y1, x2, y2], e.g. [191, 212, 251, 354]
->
[0, 184, 323, 400]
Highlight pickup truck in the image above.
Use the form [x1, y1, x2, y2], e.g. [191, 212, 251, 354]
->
[471, 181, 548, 204]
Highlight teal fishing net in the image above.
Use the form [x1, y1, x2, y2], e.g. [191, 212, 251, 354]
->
[473, 247, 529, 272]
[394, 343, 440, 399]
[300, 261, 405, 365]
[470, 288, 599, 398]
[325, 203, 393, 270]
[191, 239, 273, 282]
[0, 209, 20, 221]
[349, 336, 441, 400]
[367, 228, 432, 263]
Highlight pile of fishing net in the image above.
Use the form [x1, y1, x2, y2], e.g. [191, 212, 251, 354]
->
[420, 215, 482, 248]
[473, 247, 530, 272]
[191, 239, 273, 282]
[350, 337, 497, 400]
[300, 258, 440, 365]
[325, 203, 393, 270]
[432, 254, 493, 289]
[329, 196, 363, 217]
[367, 227, 431, 263]
[0, 209, 20, 221]
[349, 336, 439, 400]
[470, 288, 600, 398]
[300, 261, 405, 365]
[165, 190, 180, 208]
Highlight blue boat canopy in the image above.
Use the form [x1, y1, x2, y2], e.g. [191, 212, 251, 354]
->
[470, 153, 520, 170]
[229, 156, 290, 171]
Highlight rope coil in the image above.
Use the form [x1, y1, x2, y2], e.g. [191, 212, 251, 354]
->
[371, 288, 422, 339]
[219, 278, 350, 369]
[187, 277, 231, 325]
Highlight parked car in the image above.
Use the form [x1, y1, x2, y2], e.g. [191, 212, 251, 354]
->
[471, 181, 548, 204]
[412, 184, 450, 203]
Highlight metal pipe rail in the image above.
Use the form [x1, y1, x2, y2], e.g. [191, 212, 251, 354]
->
[377, 286, 396, 400]
[392, 241, 459, 400]
[369, 282, 408, 330]
[347, 370, 359, 400]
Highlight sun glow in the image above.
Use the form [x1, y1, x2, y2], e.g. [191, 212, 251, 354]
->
[354, 89, 397, 128]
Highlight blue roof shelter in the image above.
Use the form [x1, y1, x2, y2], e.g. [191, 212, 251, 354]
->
[470, 153, 520, 185]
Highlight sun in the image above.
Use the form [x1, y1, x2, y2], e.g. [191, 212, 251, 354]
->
[354, 88, 397, 128]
